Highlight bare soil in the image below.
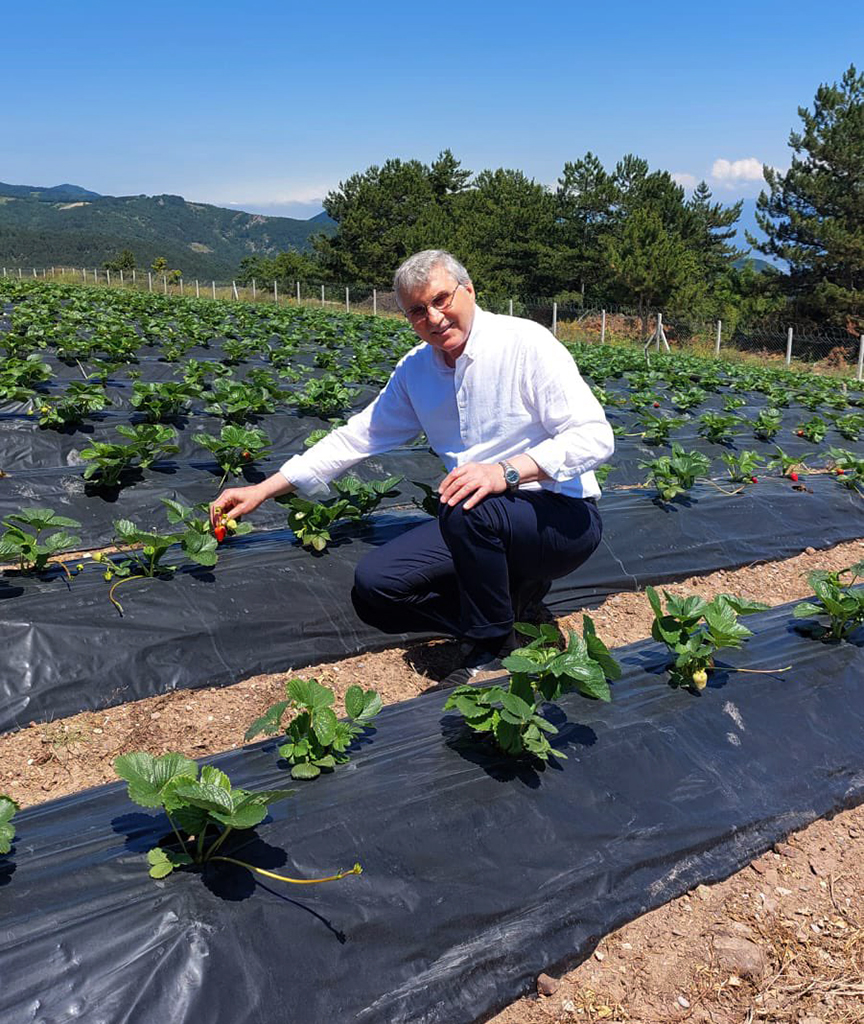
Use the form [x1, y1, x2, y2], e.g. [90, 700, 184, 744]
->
[2, 538, 862, 1024]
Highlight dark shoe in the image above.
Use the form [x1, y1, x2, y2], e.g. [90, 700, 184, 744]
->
[436, 632, 519, 690]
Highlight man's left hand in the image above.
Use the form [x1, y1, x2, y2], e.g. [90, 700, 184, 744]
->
[439, 462, 506, 510]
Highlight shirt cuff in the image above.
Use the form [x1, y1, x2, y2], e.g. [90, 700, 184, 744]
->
[279, 455, 332, 499]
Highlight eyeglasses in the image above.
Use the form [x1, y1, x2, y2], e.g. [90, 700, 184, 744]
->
[405, 283, 463, 323]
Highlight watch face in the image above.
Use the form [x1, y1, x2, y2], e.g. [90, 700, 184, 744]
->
[505, 467, 520, 486]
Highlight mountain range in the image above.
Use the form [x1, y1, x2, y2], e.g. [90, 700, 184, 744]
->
[0, 182, 334, 279]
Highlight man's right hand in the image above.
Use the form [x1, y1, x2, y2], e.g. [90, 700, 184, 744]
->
[209, 473, 295, 527]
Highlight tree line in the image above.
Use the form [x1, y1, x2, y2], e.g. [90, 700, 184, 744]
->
[238, 66, 861, 337]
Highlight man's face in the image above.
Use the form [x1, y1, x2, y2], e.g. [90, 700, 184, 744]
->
[401, 266, 476, 364]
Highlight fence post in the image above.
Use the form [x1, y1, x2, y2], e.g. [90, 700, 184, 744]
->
[94, 269, 98, 282]
[119, 270, 123, 284]
[132, 269, 136, 284]
[33, 268, 37, 278]
[232, 280, 239, 300]
[51, 266, 55, 277]
[715, 319, 722, 357]
[373, 288, 377, 315]
[346, 287, 350, 313]
[148, 272, 152, 292]
[212, 281, 216, 300]
[601, 309, 606, 345]
[320, 284, 325, 306]
[509, 298, 513, 316]
[552, 301, 558, 338]
[195, 279, 200, 298]
[252, 278, 256, 300]
[179, 278, 184, 295]
[106, 269, 111, 286]
[273, 280, 278, 303]
[785, 326, 793, 367]
[1, 268, 5, 277]
[163, 275, 167, 295]
[857, 335, 864, 382]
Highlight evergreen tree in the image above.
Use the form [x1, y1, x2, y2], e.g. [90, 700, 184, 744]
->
[748, 64, 863, 330]
[555, 152, 617, 301]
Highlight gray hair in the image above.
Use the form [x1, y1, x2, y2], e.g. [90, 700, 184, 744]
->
[393, 250, 471, 311]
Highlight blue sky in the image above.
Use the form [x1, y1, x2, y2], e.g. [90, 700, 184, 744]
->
[4, 0, 861, 224]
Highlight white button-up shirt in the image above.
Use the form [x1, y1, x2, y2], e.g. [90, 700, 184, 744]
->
[280, 306, 614, 500]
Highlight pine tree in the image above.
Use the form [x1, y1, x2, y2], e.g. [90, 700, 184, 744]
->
[748, 64, 863, 330]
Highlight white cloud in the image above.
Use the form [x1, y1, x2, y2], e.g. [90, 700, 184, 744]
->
[671, 172, 699, 189]
[711, 157, 765, 184]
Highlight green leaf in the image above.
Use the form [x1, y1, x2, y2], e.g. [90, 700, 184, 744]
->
[0, 795, 19, 855]
[287, 677, 333, 711]
[582, 616, 622, 680]
[147, 846, 193, 878]
[311, 706, 338, 746]
[114, 751, 199, 808]
[290, 762, 321, 780]
[499, 692, 534, 722]
[244, 701, 290, 741]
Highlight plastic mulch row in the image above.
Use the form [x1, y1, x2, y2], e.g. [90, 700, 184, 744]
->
[2, 601, 862, 1023]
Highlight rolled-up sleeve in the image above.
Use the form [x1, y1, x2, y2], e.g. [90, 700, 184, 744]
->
[280, 367, 423, 497]
[521, 339, 615, 482]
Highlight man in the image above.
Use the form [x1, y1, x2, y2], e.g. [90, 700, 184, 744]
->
[210, 250, 613, 684]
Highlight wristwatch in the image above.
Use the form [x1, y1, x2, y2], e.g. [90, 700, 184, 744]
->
[498, 460, 520, 493]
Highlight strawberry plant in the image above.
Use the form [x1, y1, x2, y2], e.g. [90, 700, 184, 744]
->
[332, 474, 403, 517]
[193, 425, 271, 486]
[671, 385, 707, 412]
[279, 495, 351, 552]
[81, 424, 179, 487]
[294, 375, 358, 418]
[0, 507, 81, 574]
[720, 450, 764, 483]
[303, 418, 346, 448]
[0, 794, 17, 855]
[206, 379, 276, 422]
[0, 354, 52, 401]
[245, 678, 382, 779]
[35, 381, 110, 427]
[638, 412, 685, 445]
[698, 411, 740, 444]
[722, 395, 747, 411]
[793, 563, 864, 640]
[115, 752, 360, 885]
[767, 445, 813, 479]
[444, 618, 620, 763]
[640, 444, 711, 501]
[753, 408, 783, 441]
[645, 587, 769, 691]
[796, 416, 828, 444]
[131, 381, 202, 421]
[833, 412, 864, 441]
[826, 448, 864, 491]
[412, 481, 441, 517]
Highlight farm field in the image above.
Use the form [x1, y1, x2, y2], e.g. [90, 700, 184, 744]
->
[1, 278, 862, 1024]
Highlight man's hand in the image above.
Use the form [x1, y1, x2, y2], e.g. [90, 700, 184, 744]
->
[209, 482, 270, 527]
[438, 462, 506, 511]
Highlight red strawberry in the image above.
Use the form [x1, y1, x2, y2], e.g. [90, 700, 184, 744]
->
[242, 450, 251, 458]
[790, 472, 799, 482]
[214, 525, 227, 543]
[797, 430, 804, 437]
[837, 468, 845, 475]
[653, 402, 660, 408]
[750, 476, 758, 484]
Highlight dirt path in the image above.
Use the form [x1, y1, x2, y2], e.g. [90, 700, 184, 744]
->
[2, 537, 862, 1023]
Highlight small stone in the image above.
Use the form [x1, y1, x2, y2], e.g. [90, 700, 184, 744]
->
[594, 950, 605, 961]
[621, 942, 633, 950]
[775, 886, 793, 896]
[536, 973, 559, 996]
[810, 922, 821, 934]
[150, 712, 160, 720]
[712, 933, 767, 981]
[750, 856, 771, 875]
[695, 884, 712, 901]
[561, 998, 575, 1013]
[677, 995, 691, 1008]
[809, 857, 828, 877]
[805, 546, 816, 555]
[727, 975, 742, 987]
[93, 727, 103, 735]
[774, 841, 801, 860]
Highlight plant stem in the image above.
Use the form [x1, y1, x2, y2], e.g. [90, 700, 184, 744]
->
[211, 856, 362, 885]
[204, 826, 232, 861]
[165, 811, 191, 859]
[108, 574, 146, 616]
[725, 665, 792, 674]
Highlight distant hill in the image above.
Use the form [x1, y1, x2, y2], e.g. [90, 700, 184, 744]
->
[0, 183, 335, 278]
[732, 256, 777, 274]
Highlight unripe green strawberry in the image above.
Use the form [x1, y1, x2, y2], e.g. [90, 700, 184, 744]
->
[692, 668, 708, 690]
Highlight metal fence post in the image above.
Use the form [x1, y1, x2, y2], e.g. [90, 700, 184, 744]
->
[601, 309, 606, 345]
[119, 270, 123, 284]
[552, 301, 558, 338]
[232, 280, 239, 300]
[273, 280, 278, 304]
[320, 284, 325, 306]
[148, 272, 152, 292]
[715, 319, 722, 357]
[785, 326, 793, 367]
[212, 281, 216, 300]
[252, 278, 256, 300]
[163, 275, 168, 295]
[179, 278, 184, 295]
[509, 298, 513, 316]
[195, 279, 200, 298]
[132, 269, 136, 284]
[373, 288, 377, 315]
[297, 280, 301, 303]
[857, 335, 864, 382]
[33, 268, 37, 278]
[106, 269, 111, 286]
[346, 287, 350, 313]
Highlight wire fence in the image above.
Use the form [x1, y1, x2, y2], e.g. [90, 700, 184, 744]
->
[4, 263, 863, 380]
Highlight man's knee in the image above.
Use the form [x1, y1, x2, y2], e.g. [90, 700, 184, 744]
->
[438, 495, 501, 540]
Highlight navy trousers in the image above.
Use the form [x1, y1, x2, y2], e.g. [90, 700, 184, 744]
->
[351, 491, 602, 642]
